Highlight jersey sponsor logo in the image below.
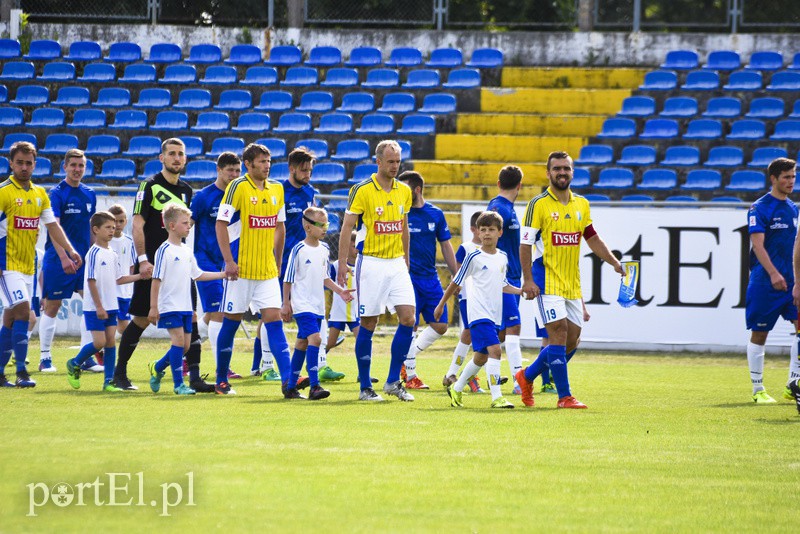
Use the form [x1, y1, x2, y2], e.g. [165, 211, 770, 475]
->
[249, 214, 278, 228]
[551, 232, 581, 246]
[770, 221, 789, 230]
[14, 216, 39, 230]
[374, 220, 403, 234]
[64, 208, 82, 215]
[551, 212, 559, 221]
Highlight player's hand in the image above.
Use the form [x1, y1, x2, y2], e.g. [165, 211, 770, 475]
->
[521, 280, 540, 300]
[339, 288, 355, 303]
[225, 260, 239, 281]
[280, 303, 292, 322]
[139, 269, 151, 281]
[433, 304, 444, 322]
[337, 259, 350, 287]
[613, 261, 625, 276]
[96, 307, 108, 320]
[60, 255, 77, 275]
[770, 271, 788, 292]
[583, 307, 591, 322]
[139, 261, 154, 278]
[148, 306, 159, 326]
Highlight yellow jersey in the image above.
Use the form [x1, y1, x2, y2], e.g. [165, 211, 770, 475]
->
[217, 174, 285, 280]
[347, 174, 411, 259]
[521, 187, 592, 300]
[0, 176, 54, 275]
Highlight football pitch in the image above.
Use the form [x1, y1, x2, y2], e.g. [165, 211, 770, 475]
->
[1, 328, 797, 532]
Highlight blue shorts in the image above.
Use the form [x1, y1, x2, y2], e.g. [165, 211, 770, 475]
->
[329, 320, 359, 332]
[117, 298, 131, 321]
[500, 277, 521, 330]
[746, 283, 797, 331]
[459, 299, 468, 329]
[196, 278, 223, 314]
[412, 275, 447, 325]
[469, 319, 500, 355]
[295, 312, 323, 339]
[536, 322, 549, 338]
[158, 311, 193, 332]
[84, 310, 118, 331]
[42, 260, 85, 300]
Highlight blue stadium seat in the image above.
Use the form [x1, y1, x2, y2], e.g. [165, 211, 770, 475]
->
[637, 169, 678, 190]
[660, 49, 698, 70]
[666, 195, 698, 202]
[174, 89, 212, 110]
[791, 100, 800, 118]
[0, 84, 6, 103]
[443, 68, 481, 89]
[346, 46, 382, 67]
[682, 169, 722, 190]
[25, 40, 61, 61]
[622, 194, 654, 202]
[147, 43, 182, 63]
[67, 109, 106, 129]
[10, 85, 48, 106]
[265, 45, 302, 67]
[711, 196, 744, 203]
[225, 44, 261, 65]
[660, 145, 700, 167]
[427, 48, 463, 68]
[85, 135, 121, 156]
[187, 44, 222, 64]
[748, 147, 787, 168]
[791, 52, 800, 70]
[770, 120, 800, 141]
[639, 70, 677, 90]
[767, 72, 800, 91]
[594, 168, 634, 189]
[150, 110, 189, 131]
[320, 67, 358, 88]
[159, 64, 197, 84]
[179, 136, 204, 158]
[109, 110, 147, 130]
[0, 39, 20, 60]
[94, 87, 131, 108]
[133, 88, 171, 109]
[745, 51, 783, 71]
[326, 190, 348, 211]
[192, 112, 230, 132]
[703, 50, 740, 71]
[240, 66, 278, 86]
[403, 69, 440, 89]
[378, 92, 416, 114]
[123, 136, 162, 157]
[615, 145, 657, 166]
[617, 96, 656, 117]
[418, 93, 456, 114]
[702, 96, 741, 118]
[269, 162, 289, 181]
[397, 114, 436, 135]
[305, 46, 342, 67]
[596, 118, 636, 139]
[79, 63, 116, 83]
[255, 138, 287, 159]
[138, 159, 162, 180]
[660, 96, 698, 118]
[574, 144, 613, 166]
[337, 92, 375, 113]
[583, 193, 610, 202]
[206, 137, 245, 157]
[682, 119, 722, 139]
[312, 162, 346, 184]
[64, 41, 101, 61]
[681, 70, 719, 91]
[105, 42, 141, 63]
[331, 139, 370, 162]
[31, 157, 52, 179]
[726, 119, 766, 140]
[640, 119, 679, 139]
[296, 139, 329, 159]
[96, 159, 136, 181]
[278, 66, 317, 87]
[726, 170, 765, 191]
[39, 134, 79, 155]
[52, 86, 89, 107]
[1, 133, 36, 151]
[352, 163, 378, 182]
[54, 158, 94, 179]
[467, 48, 503, 68]
[255, 90, 293, 112]
[746, 97, 785, 119]
[232, 112, 271, 133]
[356, 113, 395, 135]
[723, 70, 762, 91]
[119, 64, 156, 83]
[704, 146, 744, 168]
[0, 61, 34, 80]
[273, 113, 312, 134]
[39, 62, 75, 82]
[315, 113, 353, 134]
[362, 69, 400, 89]
[215, 89, 252, 111]
[200, 65, 237, 85]
[386, 47, 422, 68]
[183, 160, 217, 182]
[397, 140, 412, 160]
[26, 107, 64, 128]
[297, 91, 334, 113]
[571, 168, 591, 188]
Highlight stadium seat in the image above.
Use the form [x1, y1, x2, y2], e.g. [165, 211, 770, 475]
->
[119, 64, 156, 83]
[183, 160, 217, 182]
[31, 157, 52, 178]
[666, 195, 698, 202]
[467, 48, 503, 68]
[200, 65, 237, 85]
[315, 113, 353, 134]
[703, 50, 740, 71]
[273, 113, 312, 134]
[639, 70, 677, 90]
[331, 139, 371, 162]
[0, 61, 34, 80]
[660, 49, 699, 70]
[320, 67, 359, 88]
[105, 42, 141, 63]
[352, 163, 378, 182]
[94, 87, 131, 108]
[659, 96, 698, 118]
[54, 158, 94, 179]
[39, 62, 75, 82]
[67, 109, 106, 129]
[397, 140, 412, 160]
[109, 110, 148, 130]
[790, 52, 800, 70]
[326, 190, 348, 211]
[123, 136, 162, 157]
[296, 139, 329, 159]
[346, 46, 383, 67]
[39, 134, 79, 155]
[179, 136, 204, 158]
[255, 138, 287, 159]
[79, 63, 116, 83]
[159, 64, 197, 84]
[770, 120, 800, 141]
[297, 91, 334, 113]
[147, 43, 182, 63]
[660, 145, 700, 167]
[0, 39, 20, 60]
[174, 89, 212, 110]
[639, 119, 679, 139]
[723, 70, 762, 91]
[10, 85, 48, 106]
[397, 114, 436, 135]
[726, 119, 766, 140]
[682, 119, 722, 139]
[574, 144, 613, 166]
[215, 89, 252, 111]
[704, 146, 744, 168]
[26, 107, 65, 128]
[748, 146, 788, 168]
[138, 159, 162, 180]
[386, 47, 422, 68]
[596, 118, 636, 139]
[25, 40, 61, 61]
[192, 112, 230, 132]
[232, 112, 271, 133]
[618, 96, 656, 117]
[0, 84, 6, 103]
[133, 88, 172, 109]
[52, 86, 89, 107]
[418, 93, 456, 114]
[621, 194, 654, 202]
[615, 145, 657, 166]
[64, 41, 101, 61]
[1, 133, 36, 151]
[281, 66, 318, 86]
[356, 114, 395, 135]
[702, 97, 741, 118]
[206, 137, 245, 158]
[255, 90, 293, 112]
[443, 68, 481, 89]
[682, 169, 722, 190]
[269, 162, 289, 181]
[745, 51, 783, 71]
[265, 45, 302, 67]
[96, 159, 136, 181]
[240, 66, 278, 86]
[571, 168, 591, 188]
[85, 135, 121, 156]
[426, 48, 463, 68]
[0, 107, 23, 127]
[362, 68, 399, 89]
[766, 72, 800, 91]
[378, 92, 416, 114]
[726, 170, 765, 191]
[791, 100, 800, 118]
[225, 45, 262, 65]
[582, 194, 610, 202]
[637, 169, 678, 190]
[305, 46, 342, 67]
[594, 168, 634, 189]
[711, 196, 744, 202]
[338, 92, 375, 113]
[744, 97, 784, 120]
[681, 70, 719, 91]
[311, 162, 345, 184]
[150, 110, 189, 131]
[187, 44, 222, 64]
[403, 69, 440, 89]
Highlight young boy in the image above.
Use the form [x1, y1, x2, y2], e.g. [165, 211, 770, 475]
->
[281, 207, 354, 400]
[434, 211, 522, 409]
[108, 204, 136, 337]
[66, 212, 144, 391]
[147, 203, 227, 395]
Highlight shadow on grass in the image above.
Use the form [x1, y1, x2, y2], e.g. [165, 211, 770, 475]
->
[754, 417, 800, 425]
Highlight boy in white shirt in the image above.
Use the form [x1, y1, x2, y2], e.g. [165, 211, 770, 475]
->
[108, 204, 136, 336]
[434, 211, 522, 409]
[281, 207, 354, 400]
[66, 212, 144, 391]
[147, 203, 226, 395]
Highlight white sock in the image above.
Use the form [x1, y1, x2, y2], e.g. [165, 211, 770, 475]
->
[486, 358, 502, 400]
[260, 323, 274, 369]
[319, 344, 327, 368]
[80, 319, 92, 347]
[454, 360, 482, 393]
[505, 335, 523, 384]
[416, 326, 442, 352]
[38, 313, 57, 360]
[747, 341, 766, 394]
[404, 332, 418, 379]
[789, 335, 800, 383]
[448, 341, 470, 377]
[208, 320, 222, 360]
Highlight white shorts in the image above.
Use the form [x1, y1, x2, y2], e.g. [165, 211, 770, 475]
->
[0, 271, 33, 309]
[222, 277, 281, 315]
[534, 294, 583, 329]
[355, 255, 415, 317]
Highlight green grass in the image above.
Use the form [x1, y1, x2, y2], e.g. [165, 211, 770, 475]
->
[2, 328, 798, 532]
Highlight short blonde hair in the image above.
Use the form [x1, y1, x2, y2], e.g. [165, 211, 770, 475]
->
[162, 202, 192, 226]
[107, 203, 127, 217]
[375, 140, 401, 160]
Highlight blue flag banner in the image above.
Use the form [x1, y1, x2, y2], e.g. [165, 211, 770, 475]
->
[617, 261, 639, 308]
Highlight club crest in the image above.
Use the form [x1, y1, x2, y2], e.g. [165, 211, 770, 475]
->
[551, 212, 559, 221]
[376, 206, 384, 216]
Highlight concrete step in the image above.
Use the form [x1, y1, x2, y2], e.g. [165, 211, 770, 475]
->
[456, 113, 606, 136]
[501, 67, 647, 89]
[481, 87, 631, 114]
[426, 184, 544, 202]
[413, 160, 548, 185]
[435, 133, 586, 162]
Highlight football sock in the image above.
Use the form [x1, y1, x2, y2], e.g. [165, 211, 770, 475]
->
[388, 324, 413, 384]
[307, 345, 320, 386]
[38, 313, 57, 361]
[505, 334, 523, 384]
[355, 326, 374, 390]
[747, 341, 765, 394]
[165, 345, 185, 388]
[486, 357, 502, 400]
[251, 336, 261, 372]
[547, 344, 570, 398]
[103, 347, 116, 384]
[454, 360, 483, 393]
[416, 326, 442, 352]
[13, 320, 28, 371]
[208, 320, 222, 368]
[116, 321, 145, 378]
[291, 348, 306, 388]
[404, 332, 418, 379]
[185, 323, 201, 382]
[318, 344, 327, 368]
[448, 341, 470, 377]
[0, 326, 12, 369]
[566, 348, 577, 362]
[789, 336, 800, 383]
[524, 346, 549, 382]
[73, 341, 99, 366]
[260, 323, 275, 370]
[264, 320, 291, 384]
[215, 318, 239, 384]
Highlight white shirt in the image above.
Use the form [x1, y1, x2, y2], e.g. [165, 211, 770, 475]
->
[110, 234, 135, 299]
[452, 248, 509, 326]
[456, 241, 479, 302]
[329, 261, 358, 322]
[83, 244, 123, 312]
[153, 241, 203, 314]
[284, 241, 330, 316]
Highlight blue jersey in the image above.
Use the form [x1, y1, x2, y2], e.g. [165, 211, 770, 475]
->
[44, 180, 96, 263]
[281, 179, 316, 276]
[748, 193, 798, 286]
[487, 195, 521, 281]
[191, 182, 226, 271]
[408, 201, 451, 278]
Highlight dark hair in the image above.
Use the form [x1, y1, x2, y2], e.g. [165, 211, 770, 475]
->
[161, 137, 185, 154]
[498, 165, 523, 190]
[9, 141, 36, 160]
[397, 170, 424, 192]
[107, 204, 126, 217]
[547, 151, 572, 171]
[288, 147, 316, 168]
[90, 211, 116, 229]
[243, 143, 270, 163]
[217, 151, 241, 169]
[768, 157, 796, 179]
[469, 210, 482, 228]
[476, 210, 503, 230]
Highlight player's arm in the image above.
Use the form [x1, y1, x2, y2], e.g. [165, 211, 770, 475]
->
[337, 212, 358, 286]
[402, 214, 410, 269]
[440, 239, 458, 277]
[324, 278, 354, 302]
[274, 221, 285, 274]
[44, 218, 81, 270]
[434, 281, 461, 322]
[117, 273, 143, 285]
[131, 213, 152, 277]
[752, 232, 786, 291]
[503, 282, 523, 295]
[520, 199, 539, 299]
[280, 281, 293, 322]
[87, 278, 106, 319]
[148, 278, 161, 325]
[48, 216, 76, 275]
[196, 271, 226, 282]
[585, 228, 624, 275]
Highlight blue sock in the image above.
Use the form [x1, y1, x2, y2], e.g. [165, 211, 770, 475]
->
[166, 345, 184, 388]
[524, 346, 549, 381]
[0, 326, 12, 369]
[388, 324, 413, 384]
[103, 347, 116, 384]
[13, 320, 28, 371]
[290, 348, 306, 388]
[74, 342, 99, 366]
[216, 318, 239, 384]
[307, 345, 320, 386]
[155, 353, 170, 373]
[355, 326, 374, 390]
[566, 348, 577, 363]
[547, 344, 571, 398]
[252, 337, 262, 371]
[264, 321, 291, 384]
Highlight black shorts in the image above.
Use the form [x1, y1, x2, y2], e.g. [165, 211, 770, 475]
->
[129, 276, 197, 318]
